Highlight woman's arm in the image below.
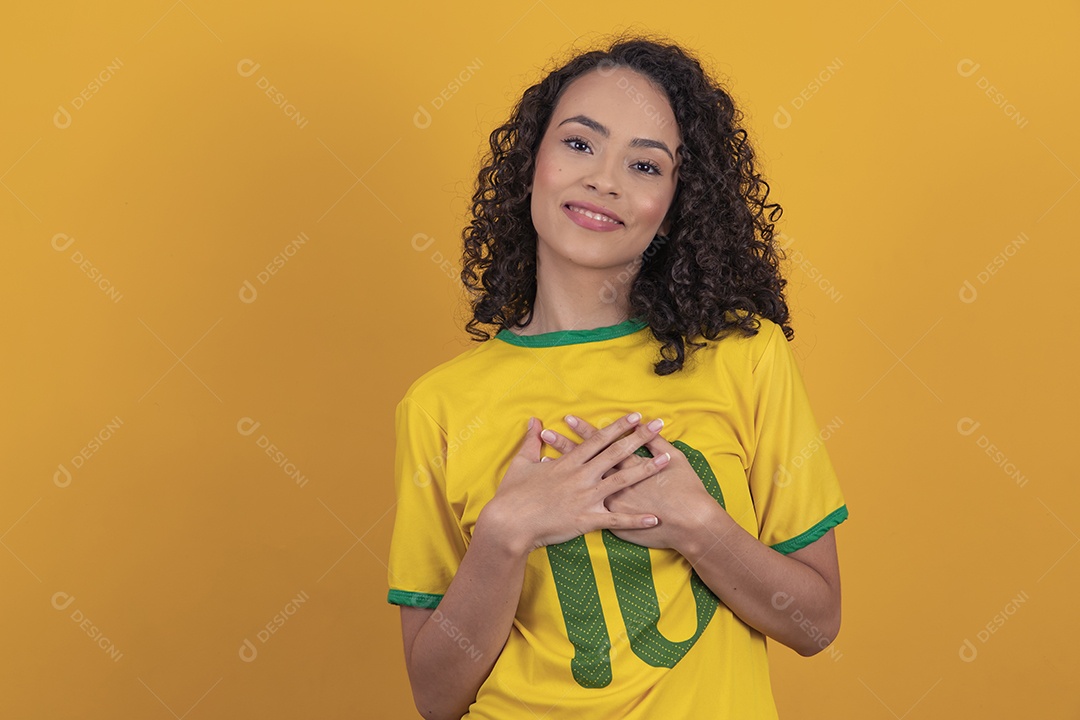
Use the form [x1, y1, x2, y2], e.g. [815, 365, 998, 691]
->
[670, 505, 841, 656]
[399, 513, 530, 720]
[609, 477, 842, 656]
[540, 416, 842, 657]
[399, 413, 669, 718]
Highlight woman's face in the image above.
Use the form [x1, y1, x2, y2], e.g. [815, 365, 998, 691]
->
[529, 66, 682, 273]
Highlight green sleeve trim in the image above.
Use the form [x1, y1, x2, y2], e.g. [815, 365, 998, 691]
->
[387, 589, 443, 608]
[770, 505, 849, 555]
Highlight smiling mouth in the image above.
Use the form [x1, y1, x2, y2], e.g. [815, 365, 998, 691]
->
[564, 204, 623, 225]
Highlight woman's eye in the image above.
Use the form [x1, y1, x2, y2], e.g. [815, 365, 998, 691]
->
[562, 137, 590, 152]
[563, 137, 662, 176]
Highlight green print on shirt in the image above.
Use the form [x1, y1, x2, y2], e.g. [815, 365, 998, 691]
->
[546, 440, 727, 688]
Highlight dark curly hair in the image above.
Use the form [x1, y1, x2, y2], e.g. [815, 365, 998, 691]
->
[459, 31, 792, 375]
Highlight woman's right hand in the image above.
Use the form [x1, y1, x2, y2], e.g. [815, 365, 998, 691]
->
[476, 412, 670, 555]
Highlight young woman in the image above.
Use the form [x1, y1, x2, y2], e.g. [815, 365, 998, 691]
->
[387, 34, 849, 719]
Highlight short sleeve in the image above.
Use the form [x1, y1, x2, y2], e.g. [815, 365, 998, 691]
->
[386, 394, 466, 608]
[746, 321, 848, 554]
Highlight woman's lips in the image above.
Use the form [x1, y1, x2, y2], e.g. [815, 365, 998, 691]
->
[562, 204, 624, 232]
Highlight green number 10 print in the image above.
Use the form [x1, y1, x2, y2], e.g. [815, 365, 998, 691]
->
[546, 441, 727, 688]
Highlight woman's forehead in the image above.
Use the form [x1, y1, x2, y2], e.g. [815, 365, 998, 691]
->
[550, 68, 681, 146]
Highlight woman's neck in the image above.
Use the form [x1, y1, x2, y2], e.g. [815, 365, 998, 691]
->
[507, 249, 639, 336]
[509, 297, 631, 336]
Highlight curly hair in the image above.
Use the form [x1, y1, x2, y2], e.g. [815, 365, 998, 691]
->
[459, 31, 792, 375]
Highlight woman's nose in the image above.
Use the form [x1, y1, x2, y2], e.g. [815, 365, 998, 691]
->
[584, 163, 620, 195]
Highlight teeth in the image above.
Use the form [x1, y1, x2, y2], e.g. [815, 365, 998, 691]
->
[569, 205, 620, 224]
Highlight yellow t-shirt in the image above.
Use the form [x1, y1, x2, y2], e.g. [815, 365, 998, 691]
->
[387, 314, 849, 719]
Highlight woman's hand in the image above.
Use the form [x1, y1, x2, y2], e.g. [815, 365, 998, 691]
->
[538, 414, 720, 552]
[477, 412, 671, 556]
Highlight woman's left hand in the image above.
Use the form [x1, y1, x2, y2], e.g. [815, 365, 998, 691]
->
[540, 414, 719, 551]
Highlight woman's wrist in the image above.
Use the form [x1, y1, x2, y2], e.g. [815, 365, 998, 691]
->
[671, 498, 736, 564]
[474, 500, 534, 560]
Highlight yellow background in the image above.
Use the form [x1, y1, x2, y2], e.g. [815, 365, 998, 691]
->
[3, 1, 1076, 717]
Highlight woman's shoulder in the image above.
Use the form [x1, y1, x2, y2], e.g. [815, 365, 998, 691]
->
[678, 311, 784, 378]
[397, 337, 499, 409]
[709, 310, 784, 352]
[739, 313, 788, 366]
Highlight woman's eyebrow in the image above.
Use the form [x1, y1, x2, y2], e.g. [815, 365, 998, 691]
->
[556, 114, 674, 163]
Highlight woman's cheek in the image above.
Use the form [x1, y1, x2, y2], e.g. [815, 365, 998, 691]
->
[534, 154, 562, 188]
[640, 195, 671, 227]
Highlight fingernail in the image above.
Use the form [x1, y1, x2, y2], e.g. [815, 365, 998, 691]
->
[541, 429, 556, 443]
[654, 452, 670, 466]
[646, 418, 664, 432]
[627, 412, 642, 424]
[565, 414, 578, 428]
[528, 417, 534, 430]
[643, 516, 658, 527]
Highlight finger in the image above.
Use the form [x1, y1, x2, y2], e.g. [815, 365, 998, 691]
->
[517, 417, 543, 463]
[593, 511, 659, 531]
[596, 450, 670, 498]
[576, 413, 664, 450]
[539, 427, 576, 455]
[637, 429, 676, 458]
[591, 417, 665, 470]
[574, 412, 645, 464]
[568, 417, 635, 473]
[568, 414, 630, 443]
[564, 414, 598, 438]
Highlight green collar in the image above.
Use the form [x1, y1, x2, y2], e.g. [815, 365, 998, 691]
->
[495, 317, 649, 347]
